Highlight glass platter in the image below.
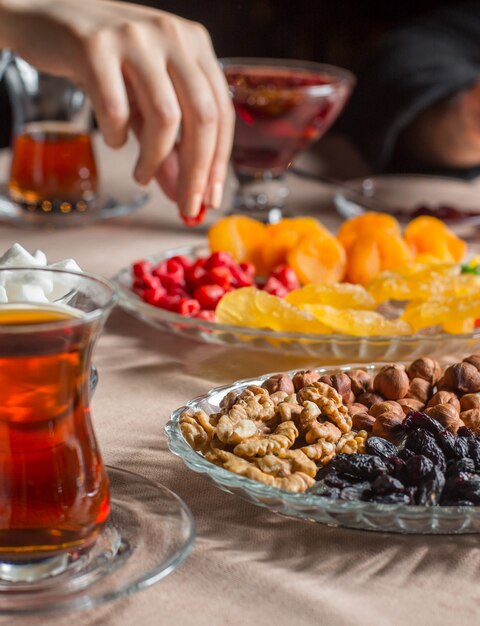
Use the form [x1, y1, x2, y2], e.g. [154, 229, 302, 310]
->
[113, 245, 480, 363]
[166, 363, 480, 534]
[0, 466, 195, 615]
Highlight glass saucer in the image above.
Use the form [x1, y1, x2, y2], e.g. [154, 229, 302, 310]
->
[0, 183, 148, 228]
[0, 466, 195, 615]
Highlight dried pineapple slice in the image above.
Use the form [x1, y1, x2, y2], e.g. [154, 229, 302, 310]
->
[402, 295, 480, 332]
[304, 304, 412, 337]
[286, 283, 376, 310]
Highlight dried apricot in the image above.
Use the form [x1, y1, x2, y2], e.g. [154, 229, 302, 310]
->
[337, 212, 401, 251]
[376, 233, 414, 270]
[286, 283, 376, 309]
[304, 304, 412, 336]
[208, 216, 267, 270]
[287, 232, 347, 285]
[215, 287, 331, 333]
[344, 236, 381, 286]
[404, 216, 466, 262]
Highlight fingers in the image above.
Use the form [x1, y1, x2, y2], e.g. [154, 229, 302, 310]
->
[122, 56, 181, 185]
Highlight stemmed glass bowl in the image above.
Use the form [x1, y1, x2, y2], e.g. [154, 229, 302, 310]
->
[221, 57, 355, 222]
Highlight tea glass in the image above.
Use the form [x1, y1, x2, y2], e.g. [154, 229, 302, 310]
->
[221, 58, 355, 222]
[0, 267, 116, 583]
[3, 52, 99, 214]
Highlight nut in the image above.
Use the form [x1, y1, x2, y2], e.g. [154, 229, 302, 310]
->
[292, 370, 320, 392]
[407, 358, 442, 384]
[233, 420, 298, 457]
[348, 402, 370, 418]
[356, 391, 384, 408]
[346, 369, 373, 396]
[397, 398, 425, 414]
[424, 404, 463, 433]
[262, 373, 294, 395]
[368, 401, 404, 419]
[319, 373, 354, 404]
[460, 393, 480, 412]
[352, 412, 376, 432]
[438, 362, 480, 394]
[463, 355, 480, 371]
[460, 409, 480, 434]
[371, 413, 404, 441]
[373, 364, 410, 400]
[427, 391, 461, 412]
[405, 378, 432, 404]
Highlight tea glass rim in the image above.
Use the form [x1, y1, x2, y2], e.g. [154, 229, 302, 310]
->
[219, 57, 356, 96]
[0, 267, 117, 333]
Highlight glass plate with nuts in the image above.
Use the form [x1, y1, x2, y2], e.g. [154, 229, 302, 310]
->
[166, 356, 480, 534]
[113, 245, 480, 362]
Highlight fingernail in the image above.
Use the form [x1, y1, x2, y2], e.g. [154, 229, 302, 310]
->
[210, 182, 224, 209]
[134, 166, 151, 186]
[183, 192, 203, 217]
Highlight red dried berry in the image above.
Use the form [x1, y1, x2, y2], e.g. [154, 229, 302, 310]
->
[132, 260, 151, 279]
[180, 203, 207, 227]
[205, 251, 235, 269]
[156, 294, 182, 311]
[153, 258, 186, 290]
[143, 287, 166, 306]
[141, 273, 162, 290]
[185, 265, 207, 289]
[239, 262, 255, 276]
[194, 284, 225, 310]
[203, 266, 232, 290]
[270, 265, 300, 291]
[178, 298, 201, 316]
[263, 276, 288, 298]
[195, 309, 216, 322]
[169, 255, 192, 270]
[230, 264, 254, 288]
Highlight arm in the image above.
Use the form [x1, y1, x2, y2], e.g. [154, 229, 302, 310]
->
[0, 0, 234, 218]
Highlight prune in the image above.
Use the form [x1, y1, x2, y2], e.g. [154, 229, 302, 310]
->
[415, 465, 445, 505]
[324, 474, 353, 489]
[330, 453, 388, 480]
[387, 456, 407, 482]
[371, 493, 411, 505]
[340, 483, 372, 501]
[453, 437, 470, 460]
[405, 455, 434, 486]
[443, 475, 480, 504]
[445, 458, 476, 478]
[469, 438, 480, 469]
[405, 429, 447, 472]
[458, 426, 475, 439]
[371, 475, 405, 495]
[365, 437, 398, 461]
[398, 447, 415, 461]
[435, 429, 457, 459]
[403, 411, 444, 436]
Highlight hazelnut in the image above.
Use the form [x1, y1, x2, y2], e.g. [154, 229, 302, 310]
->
[368, 401, 404, 419]
[356, 391, 384, 408]
[463, 355, 480, 371]
[373, 364, 410, 400]
[348, 403, 370, 418]
[397, 398, 425, 414]
[460, 393, 480, 412]
[405, 378, 432, 404]
[319, 373, 354, 404]
[352, 412, 376, 432]
[407, 358, 442, 384]
[262, 374, 294, 395]
[292, 370, 320, 393]
[460, 409, 480, 434]
[427, 391, 461, 412]
[424, 404, 463, 433]
[438, 362, 480, 394]
[371, 413, 404, 441]
[346, 369, 373, 396]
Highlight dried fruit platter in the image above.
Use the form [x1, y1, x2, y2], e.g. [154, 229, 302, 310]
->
[166, 361, 480, 534]
[113, 244, 480, 362]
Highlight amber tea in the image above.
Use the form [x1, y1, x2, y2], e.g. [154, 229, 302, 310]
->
[0, 304, 109, 561]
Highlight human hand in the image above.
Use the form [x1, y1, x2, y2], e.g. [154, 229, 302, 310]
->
[0, 0, 234, 219]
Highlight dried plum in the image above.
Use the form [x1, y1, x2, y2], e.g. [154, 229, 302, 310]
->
[435, 429, 457, 459]
[469, 439, 480, 469]
[308, 484, 341, 498]
[405, 429, 447, 472]
[458, 426, 475, 439]
[453, 437, 470, 460]
[443, 475, 480, 504]
[330, 453, 388, 480]
[371, 475, 405, 495]
[403, 411, 444, 436]
[365, 437, 398, 461]
[340, 484, 372, 501]
[414, 465, 445, 505]
[445, 458, 476, 478]
[387, 456, 407, 482]
[405, 455, 434, 486]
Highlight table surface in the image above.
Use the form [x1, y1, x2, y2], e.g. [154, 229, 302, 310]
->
[1, 137, 479, 626]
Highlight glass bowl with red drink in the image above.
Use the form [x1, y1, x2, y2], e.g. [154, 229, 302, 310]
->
[221, 58, 355, 222]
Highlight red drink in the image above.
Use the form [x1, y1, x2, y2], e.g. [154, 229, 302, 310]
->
[0, 305, 109, 560]
[9, 122, 98, 213]
[225, 67, 348, 175]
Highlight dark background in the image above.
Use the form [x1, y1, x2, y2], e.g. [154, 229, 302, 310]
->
[0, 0, 453, 147]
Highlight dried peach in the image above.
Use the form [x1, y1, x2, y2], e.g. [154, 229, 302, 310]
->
[208, 216, 267, 270]
[344, 236, 381, 286]
[260, 218, 331, 275]
[215, 287, 331, 333]
[285, 283, 376, 309]
[404, 216, 466, 262]
[304, 304, 412, 336]
[337, 212, 401, 251]
[376, 233, 414, 270]
[287, 231, 347, 285]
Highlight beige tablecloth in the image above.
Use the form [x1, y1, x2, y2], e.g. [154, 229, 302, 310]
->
[1, 138, 479, 626]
